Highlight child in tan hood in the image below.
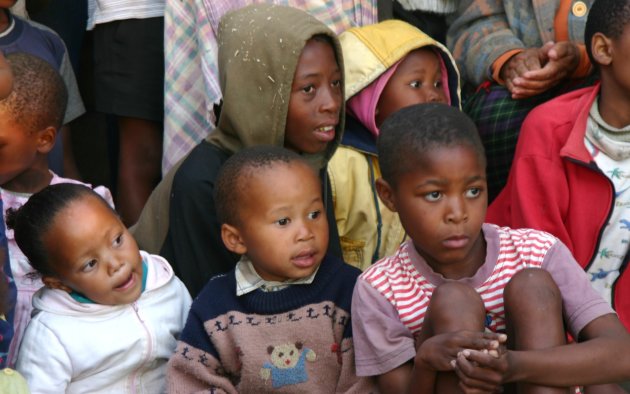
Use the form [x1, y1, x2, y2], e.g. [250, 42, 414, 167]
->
[131, 4, 346, 297]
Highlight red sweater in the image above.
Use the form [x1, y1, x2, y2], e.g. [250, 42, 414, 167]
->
[487, 84, 630, 329]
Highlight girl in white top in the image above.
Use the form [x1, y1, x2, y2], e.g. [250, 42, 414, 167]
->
[8, 183, 191, 393]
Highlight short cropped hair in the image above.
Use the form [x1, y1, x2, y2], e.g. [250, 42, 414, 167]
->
[377, 103, 485, 186]
[5, 184, 113, 277]
[215, 146, 313, 226]
[0, 52, 67, 132]
[585, 0, 630, 66]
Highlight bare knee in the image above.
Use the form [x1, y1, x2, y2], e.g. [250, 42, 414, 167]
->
[504, 268, 561, 310]
[426, 282, 485, 333]
[504, 268, 565, 349]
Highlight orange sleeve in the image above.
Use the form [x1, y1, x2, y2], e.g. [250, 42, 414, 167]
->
[491, 49, 523, 84]
[554, 0, 571, 41]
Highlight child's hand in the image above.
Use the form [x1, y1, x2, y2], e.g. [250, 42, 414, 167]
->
[415, 330, 506, 372]
[0, 52, 12, 100]
[452, 348, 510, 393]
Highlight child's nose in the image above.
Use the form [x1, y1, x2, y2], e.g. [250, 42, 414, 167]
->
[428, 88, 447, 104]
[446, 197, 468, 223]
[319, 85, 341, 114]
[107, 257, 124, 274]
[296, 221, 315, 241]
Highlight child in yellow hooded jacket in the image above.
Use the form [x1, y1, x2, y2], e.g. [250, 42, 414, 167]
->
[328, 20, 461, 270]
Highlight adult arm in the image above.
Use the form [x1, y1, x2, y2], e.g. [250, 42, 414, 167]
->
[501, 41, 581, 99]
[446, 0, 525, 86]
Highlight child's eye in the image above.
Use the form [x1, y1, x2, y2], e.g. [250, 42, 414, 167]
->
[276, 217, 291, 226]
[424, 191, 442, 202]
[307, 210, 321, 220]
[113, 234, 123, 247]
[82, 260, 97, 273]
[409, 81, 420, 88]
[302, 85, 314, 94]
[331, 79, 341, 88]
[434, 80, 443, 88]
[466, 188, 481, 198]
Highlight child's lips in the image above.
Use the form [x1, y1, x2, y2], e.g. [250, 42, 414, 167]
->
[443, 235, 469, 249]
[114, 272, 137, 291]
[313, 125, 336, 143]
[291, 249, 318, 268]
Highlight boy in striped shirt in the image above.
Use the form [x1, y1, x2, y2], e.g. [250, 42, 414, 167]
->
[351, 103, 630, 393]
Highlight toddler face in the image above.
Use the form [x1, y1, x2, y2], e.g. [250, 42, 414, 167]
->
[234, 161, 328, 281]
[284, 38, 342, 155]
[376, 48, 447, 127]
[43, 195, 144, 305]
[382, 144, 487, 275]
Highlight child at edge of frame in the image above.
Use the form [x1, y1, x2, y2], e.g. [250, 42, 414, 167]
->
[351, 102, 630, 394]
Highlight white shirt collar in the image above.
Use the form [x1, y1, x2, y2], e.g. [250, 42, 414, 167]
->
[235, 255, 319, 296]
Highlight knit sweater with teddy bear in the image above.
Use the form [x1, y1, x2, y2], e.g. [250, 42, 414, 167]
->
[166, 254, 376, 393]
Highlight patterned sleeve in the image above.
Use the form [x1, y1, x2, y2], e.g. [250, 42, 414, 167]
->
[166, 303, 237, 394]
[351, 277, 416, 377]
[446, 0, 525, 85]
[542, 240, 615, 338]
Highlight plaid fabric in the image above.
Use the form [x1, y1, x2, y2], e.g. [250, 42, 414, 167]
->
[464, 76, 599, 202]
[162, 0, 377, 173]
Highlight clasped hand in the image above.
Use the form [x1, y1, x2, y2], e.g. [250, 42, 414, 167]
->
[415, 330, 509, 394]
[500, 41, 580, 99]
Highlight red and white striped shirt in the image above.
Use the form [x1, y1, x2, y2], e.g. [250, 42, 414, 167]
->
[352, 224, 613, 379]
[363, 226, 561, 334]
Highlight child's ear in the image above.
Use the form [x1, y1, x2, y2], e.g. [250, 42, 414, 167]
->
[591, 32, 613, 66]
[42, 276, 73, 293]
[376, 177, 397, 213]
[36, 126, 57, 154]
[221, 223, 247, 255]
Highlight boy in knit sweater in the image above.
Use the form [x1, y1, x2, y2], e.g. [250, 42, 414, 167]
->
[166, 146, 375, 393]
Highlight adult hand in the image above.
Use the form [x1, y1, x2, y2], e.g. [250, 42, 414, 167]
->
[501, 41, 580, 99]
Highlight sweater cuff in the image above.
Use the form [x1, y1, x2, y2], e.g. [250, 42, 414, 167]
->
[491, 49, 523, 85]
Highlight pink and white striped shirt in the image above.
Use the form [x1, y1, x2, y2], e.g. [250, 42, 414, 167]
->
[351, 223, 613, 377]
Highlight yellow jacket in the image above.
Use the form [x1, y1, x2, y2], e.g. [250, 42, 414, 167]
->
[328, 20, 461, 270]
